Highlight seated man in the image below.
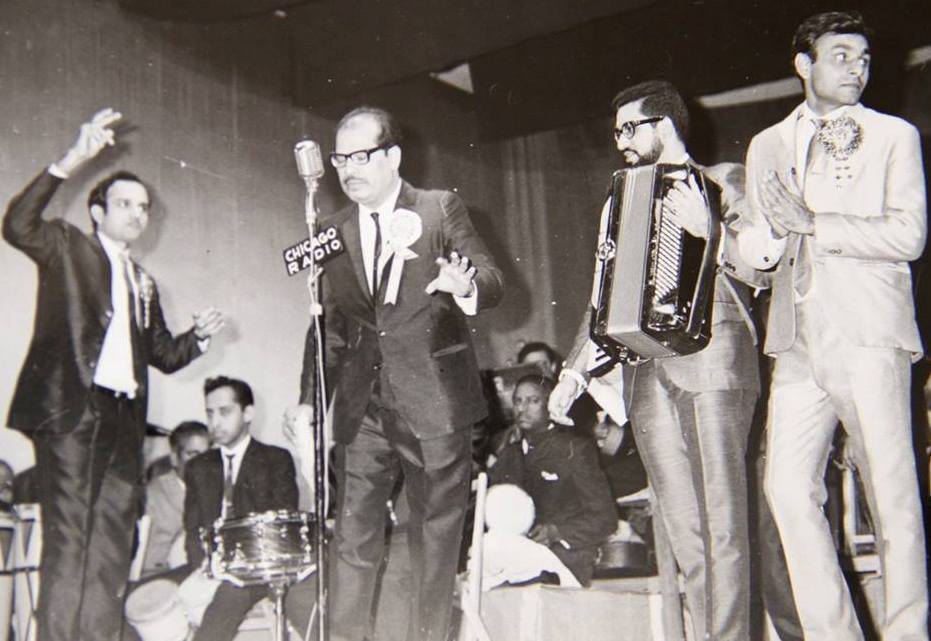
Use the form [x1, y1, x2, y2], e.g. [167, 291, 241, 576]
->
[488, 375, 616, 586]
[183, 376, 315, 641]
[143, 421, 210, 575]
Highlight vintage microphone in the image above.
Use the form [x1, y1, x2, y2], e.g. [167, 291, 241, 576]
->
[293, 139, 329, 641]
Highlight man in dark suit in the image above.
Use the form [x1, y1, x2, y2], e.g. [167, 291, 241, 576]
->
[184, 375, 313, 641]
[299, 106, 503, 641]
[2, 108, 224, 641]
[489, 375, 616, 586]
[549, 81, 766, 641]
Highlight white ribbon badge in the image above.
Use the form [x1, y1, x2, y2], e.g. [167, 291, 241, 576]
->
[383, 208, 422, 305]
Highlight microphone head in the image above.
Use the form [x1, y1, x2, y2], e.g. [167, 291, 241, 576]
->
[294, 140, 325, 180]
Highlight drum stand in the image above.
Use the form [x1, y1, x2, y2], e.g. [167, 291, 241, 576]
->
[300, 167, 329, 641]
[269, 579, 290, 641]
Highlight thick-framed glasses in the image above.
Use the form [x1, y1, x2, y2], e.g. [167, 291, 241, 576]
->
[329, 144, 393, 168]
[613, 117, 663, 141]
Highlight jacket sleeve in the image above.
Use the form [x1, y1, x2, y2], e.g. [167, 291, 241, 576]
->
[2, 170, 70, 265]
[552, 438, 617, 550]
[299, 277, 348, 405]
[738, 136, 789, 271]
[270, 449, 299, 512]
[183, 463, 206, 568]
[144, 281, 204, 374]
[812, 123, 926, 262]
[439, 191, 504, 312]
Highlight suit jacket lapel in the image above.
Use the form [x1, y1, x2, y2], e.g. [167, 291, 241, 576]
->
[341, 210, 374, 307]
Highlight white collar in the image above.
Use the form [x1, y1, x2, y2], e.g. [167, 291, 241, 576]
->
[798, 102, 857, 123]
[96, 231, 129, 262]
[220, 434, 251, 460]
[358, 179, 403, 218]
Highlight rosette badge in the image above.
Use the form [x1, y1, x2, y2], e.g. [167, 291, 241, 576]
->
[383, 208, 423, 305]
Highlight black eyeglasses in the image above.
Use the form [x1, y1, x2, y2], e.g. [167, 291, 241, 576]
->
[613, 117, 663, 141]
[329, 144, 393, 168]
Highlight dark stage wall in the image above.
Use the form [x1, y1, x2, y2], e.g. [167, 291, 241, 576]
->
[1, 0, 928, 462]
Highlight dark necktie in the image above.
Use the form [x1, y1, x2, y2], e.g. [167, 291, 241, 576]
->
[371, 211, 382, 299]
[222, 453, 235, 517]
[122, 254, 141, 331]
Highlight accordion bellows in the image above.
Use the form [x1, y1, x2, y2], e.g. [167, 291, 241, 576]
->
[591, 164, 721, 365]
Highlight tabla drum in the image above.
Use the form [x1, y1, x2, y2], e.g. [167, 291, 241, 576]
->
[124, 579, 191, 641]
[200, 510, 315, 587]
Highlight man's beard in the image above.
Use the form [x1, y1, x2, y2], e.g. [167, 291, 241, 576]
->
[623, 138, 663, 168]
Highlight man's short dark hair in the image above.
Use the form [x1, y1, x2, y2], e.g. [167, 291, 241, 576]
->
[793, 11, 870, 60]
[169, 420, 208, 451]
[611, 80, 690, 142]
[87, 170, 146, 210]
[517, 342, 560, 366]
[86, 170, 147, 230]
[204, 376, 254, 409]
[336, 106, 403, 148]
[513, 374, 555, 399]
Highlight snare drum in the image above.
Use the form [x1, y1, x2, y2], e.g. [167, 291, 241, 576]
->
[200, 510, 315, 586]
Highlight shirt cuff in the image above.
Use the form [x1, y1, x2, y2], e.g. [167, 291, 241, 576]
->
[558, 368, 587, 394]
[48, 163, 69, 179]
[197, 337, 211, 353]
[453, 281, 478, 316]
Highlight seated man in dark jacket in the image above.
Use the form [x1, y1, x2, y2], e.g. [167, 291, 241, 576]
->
[488, 375, 616, 585]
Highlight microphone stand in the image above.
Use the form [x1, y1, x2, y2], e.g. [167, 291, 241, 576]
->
[302, 175, 329, 641]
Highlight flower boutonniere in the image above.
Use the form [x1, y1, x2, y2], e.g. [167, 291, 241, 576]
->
[817, 116, 864, 161]
[382, 208, 422, 305]
[138, 270, 153, 329]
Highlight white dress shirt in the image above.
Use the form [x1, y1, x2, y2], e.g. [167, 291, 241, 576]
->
[93, 231, 139, 396]
[357, 179, 477, 314]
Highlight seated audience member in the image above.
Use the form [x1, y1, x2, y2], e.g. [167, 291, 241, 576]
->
[592, 413, 648, 501]
[518, 341, 600, 434]
[0, 460, 15, 510]
[182, 376, 315, 641]
[143, 421, 210, 575]
[517, 341, 561, 378]
[488, 375, 616, 586]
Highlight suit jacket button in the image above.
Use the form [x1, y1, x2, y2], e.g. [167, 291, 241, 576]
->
[378, 330, 387, 337]
[789, 258, 795, 266]
[88, 360, 96, 368]
[373, 363, 382, 371]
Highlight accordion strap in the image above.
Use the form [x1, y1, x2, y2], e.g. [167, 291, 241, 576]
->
[719, 272, 759, 346]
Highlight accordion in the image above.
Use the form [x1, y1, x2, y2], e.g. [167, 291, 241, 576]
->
[590, 164, 721, 365]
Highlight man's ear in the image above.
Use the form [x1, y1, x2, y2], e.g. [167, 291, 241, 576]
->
[388, 145, 402, 171]
[243, 405, 255, 425]
[794, 52, 812, 81]
[90, 204, 105, 227]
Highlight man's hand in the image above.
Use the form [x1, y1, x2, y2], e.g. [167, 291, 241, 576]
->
[548, 377, 579, 426]
[283, 404, 315, 451]
[528, 522, 561, 547]
[662, 174, 712, 239]
[56, 108, 122, 176]
[192, 307, 225, 340]
[425, 251, 475, 297]
[759, 171, 815, 236]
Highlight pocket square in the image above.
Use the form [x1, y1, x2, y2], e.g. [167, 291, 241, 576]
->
[541, 470, 559, 481]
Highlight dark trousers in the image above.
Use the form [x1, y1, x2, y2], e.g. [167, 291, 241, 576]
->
[193, 576, 318, 641]
[631, 363, 756, 641]
[329, 404, 471, 641]
[34, 388, 143, 641]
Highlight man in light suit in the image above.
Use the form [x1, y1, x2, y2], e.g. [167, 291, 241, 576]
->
[549, 81, 765, 641]
[739, 11, 928, 641]
[143, 421, 210, 574]
[184, 376, 314, 641]
[299, 106, 503, 641]
[2, 109, 224, 641]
